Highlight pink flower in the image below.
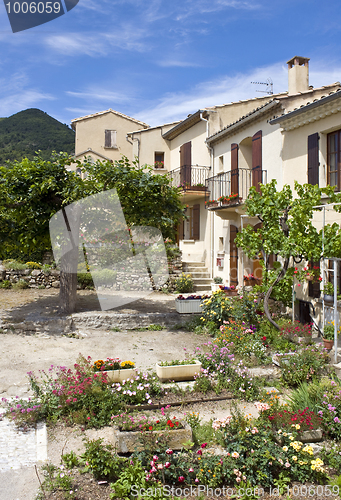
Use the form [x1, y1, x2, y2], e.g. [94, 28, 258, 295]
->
[189, 468, 194, 472]
[197, 449, 202, 455]
[201, 443, 207, 448]
[195, 478, 199, 483]
[165, 462, 171, 468]
[178, 476, 185, 483]
[166, 449, 173, 455]
[236, 477, 241, 483]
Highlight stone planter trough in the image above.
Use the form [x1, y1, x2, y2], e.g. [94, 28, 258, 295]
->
[101, 368, 137, 383]
[299, 429, 323, 443]
[156, 360, 201, 382]
[113, 420, 192, 453]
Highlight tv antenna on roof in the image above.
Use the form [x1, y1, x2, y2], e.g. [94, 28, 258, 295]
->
[251, 78, 273, 95]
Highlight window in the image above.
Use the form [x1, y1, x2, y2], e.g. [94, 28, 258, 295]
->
[105, 130, 117, 149]
[219, 155, 224, 171]
[328, 130, 341, 191]
[76, 168, 82, 177]
[154, 152, 164, 169]
[183, 204, 200, 240]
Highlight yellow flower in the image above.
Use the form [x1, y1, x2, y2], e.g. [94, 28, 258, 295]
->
[295, 424, 300, 430]
[292, 456, 297, 461]
[282, 446, 288, 452]
[289, 436, 294, 440]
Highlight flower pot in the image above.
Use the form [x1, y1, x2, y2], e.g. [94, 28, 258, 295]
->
[323, 338, 334, 350]
[100, 368, 137, 383]
[112, 420, 192, 453]
[211, 283, 221, 292]
[175, 298, 202, 314]
[156, 360, 201, 382]
[207, 202, 219, 208]
[324, 294, 334, 303]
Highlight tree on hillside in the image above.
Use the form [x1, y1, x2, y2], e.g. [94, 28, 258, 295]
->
[235, 180, 341, 329]
[0, 154, 184, 313]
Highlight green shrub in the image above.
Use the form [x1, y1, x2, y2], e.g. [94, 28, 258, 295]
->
[0, 280, 12, 289]
[278, 345, 330, 387]
[25, 261, 41, 269]
[174, 272, 194, 293]
[12, 279, 29, 290]
[81, 438, 126, 480]
[3, 260, 28, 271]
[91, 269, 117, 285]
[77, 272, 94, 289]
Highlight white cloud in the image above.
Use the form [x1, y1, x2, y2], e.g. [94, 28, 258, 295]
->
[0, 90, 55, 117]
[157, 60, 202, 68]
[66, 89, 132, 102]
[135, 60, 341, 126]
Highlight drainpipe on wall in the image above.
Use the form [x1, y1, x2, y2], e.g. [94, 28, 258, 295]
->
[126, 134, 140, 167]
[200, 112, 215, 279]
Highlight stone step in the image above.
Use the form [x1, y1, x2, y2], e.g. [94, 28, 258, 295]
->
[187, 272, 210, 279]
[191, 278, 212, 285]
[182, 262, 206, 268]
[193, 284, 212, 292]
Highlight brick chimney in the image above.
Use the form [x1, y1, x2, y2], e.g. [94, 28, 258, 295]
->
[287, 56, 310, 94]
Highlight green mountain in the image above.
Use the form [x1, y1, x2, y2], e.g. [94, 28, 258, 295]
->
[0, 108, 75, 165]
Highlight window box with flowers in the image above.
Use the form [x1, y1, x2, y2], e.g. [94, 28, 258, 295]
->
[92, 358, 137, 383]
[218, 284, 238, 296]
[111, 414, 192, 453]
[244, 273, 260, 286]
[218, 193, 241, 206]
[205, 199, 219, 208]
[156, 359, 202, 382]
[175, 294, 207, 313]
[154, 161, 165, 169]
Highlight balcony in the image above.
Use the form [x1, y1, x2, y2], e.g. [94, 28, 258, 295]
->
[205, 167, 267, 213]
[169, 165, 211, 202]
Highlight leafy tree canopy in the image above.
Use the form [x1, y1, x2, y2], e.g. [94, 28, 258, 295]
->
[235, 180, 341, 328]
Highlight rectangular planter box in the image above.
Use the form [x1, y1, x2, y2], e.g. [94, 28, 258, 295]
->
[156, 360, 201, 382]
[112, 420, 192, 453]
[299, 429, 323, 443]
[175, 298, 202, 314]
[100, 368, 137, 383]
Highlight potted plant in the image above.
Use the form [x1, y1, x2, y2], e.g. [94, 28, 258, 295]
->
[92, 357, 137, 383]
[244, 273, 260, 286]
[323, 321, 340, 350]
[323, 282, 334, 303]
[211, 276, 223, 291]
[156, 359, 201, 382]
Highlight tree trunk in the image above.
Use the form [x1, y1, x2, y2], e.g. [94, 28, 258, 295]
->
[59, 249, 79, 314]
[263, 257, 290, 330]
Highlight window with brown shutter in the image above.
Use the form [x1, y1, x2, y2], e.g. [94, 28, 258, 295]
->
[252, 130, 262, 192]
[105, 130, 117, 149]
[308, 133, 319, 186]
[327, 130, 341, 191]
[180, 142, 192, 187]
[231, 143, 239, 195]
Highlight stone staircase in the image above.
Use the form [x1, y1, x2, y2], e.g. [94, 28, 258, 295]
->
[182, 262, 212, 292]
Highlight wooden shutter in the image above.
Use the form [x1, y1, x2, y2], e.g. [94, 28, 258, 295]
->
[230, 225, 238, 286]
[180, 142, 192, 186]
[308, 260, 320, 298]
[252, 130, 262, 192]
[177, 220, 184, 243]
[231, 143, 239, 195]
[105, 130, 116, 148]
[192, 204, 200, 240]
[308, 133, 319, 186]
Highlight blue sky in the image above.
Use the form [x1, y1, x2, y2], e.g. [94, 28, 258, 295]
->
[1, 0, 341, 127]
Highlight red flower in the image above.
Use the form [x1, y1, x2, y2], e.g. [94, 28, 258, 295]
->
[178, 476, 185, 483]
[149, 426, 153, 430]
[197, 449, 202, 455]
[201, 443, 207, 448]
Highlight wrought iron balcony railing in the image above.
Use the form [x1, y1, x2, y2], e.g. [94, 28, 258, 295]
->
[205, 167, 267, 206]
[169, 165, 211, 191]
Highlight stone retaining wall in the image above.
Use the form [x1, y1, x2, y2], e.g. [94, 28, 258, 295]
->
[0, 251, 182, 291]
